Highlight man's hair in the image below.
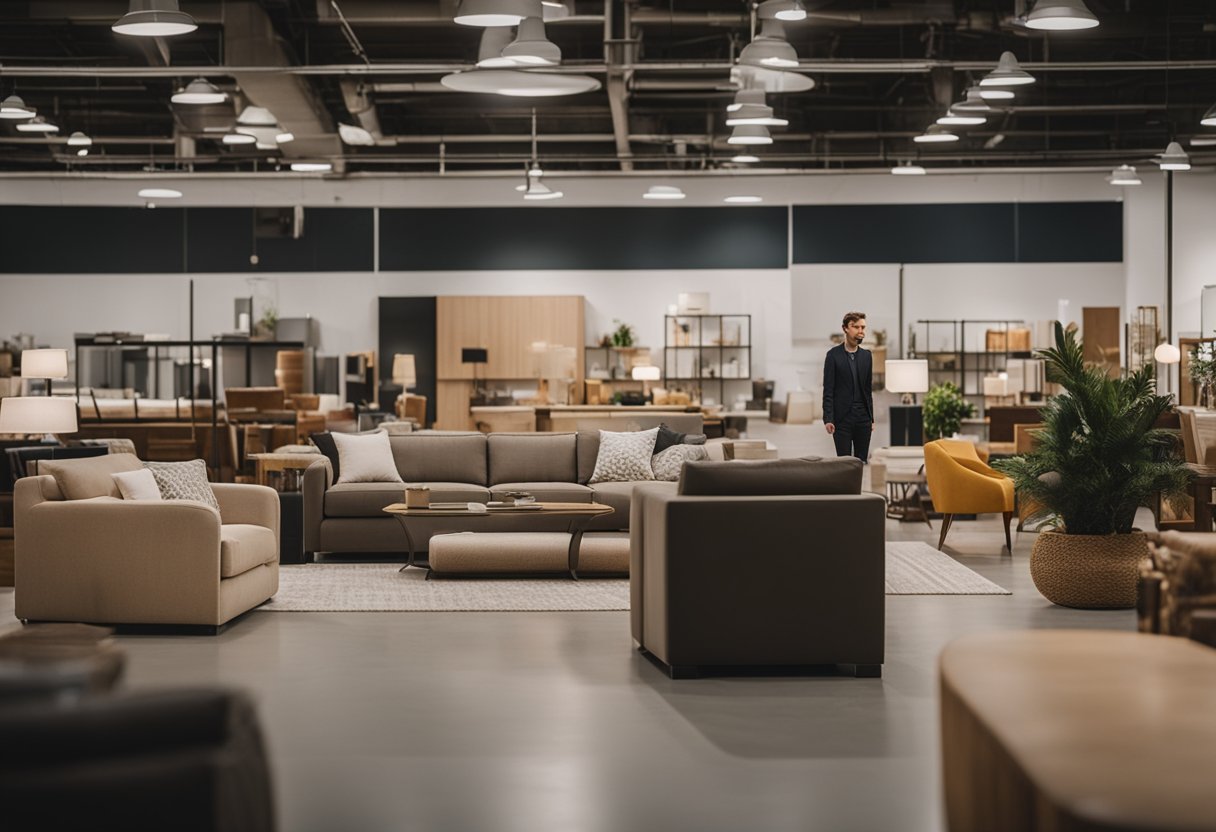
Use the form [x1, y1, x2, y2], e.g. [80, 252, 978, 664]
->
[842, 311, 867, 330]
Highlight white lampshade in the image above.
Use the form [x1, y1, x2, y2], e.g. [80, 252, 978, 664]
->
[738, 19, 799, 69]
[455, 0, 541, 27]
[21, 348, 69, 379]
[0, 397, 78, 435]
[885, 360, 930, 394]
[982, 375, 1010, 397]
[112, 0, 197, 37]
[1025, 0, 1099, 31]
[631, 365, 662, 381]
[392, 354, 417, 388]
[1155, 342, 1181, 364]
[171, 77, 226, 105]
[980, 52, 1036, 88]
[757, 0, 807, 21]
[1106, 164, 1142, 186]
[501, 17, 561, 66]
[1158, 141, 1191, 172]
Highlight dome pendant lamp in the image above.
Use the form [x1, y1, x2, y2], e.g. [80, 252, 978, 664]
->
[455, 0, 542, 28]
[981, 52, 1036, 87]
[1025, 0, 1099, 31]
[112, 0, 198, 37]
[501, 17, 561, 66]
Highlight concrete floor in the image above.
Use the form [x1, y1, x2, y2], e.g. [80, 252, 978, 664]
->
[0, 420, 1139, 832]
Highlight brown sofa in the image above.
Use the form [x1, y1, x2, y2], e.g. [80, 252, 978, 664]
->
[303, 431, 680, 559]
[630, 457, 886, 678]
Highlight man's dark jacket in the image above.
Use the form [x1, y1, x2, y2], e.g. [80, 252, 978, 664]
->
[822, 343, 874, 425]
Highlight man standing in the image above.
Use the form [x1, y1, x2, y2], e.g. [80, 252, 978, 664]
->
[823, 311, 875, 461]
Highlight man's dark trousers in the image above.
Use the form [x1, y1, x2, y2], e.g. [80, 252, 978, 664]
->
[833, 417, 872, 461]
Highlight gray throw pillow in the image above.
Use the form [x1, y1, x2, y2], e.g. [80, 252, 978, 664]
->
[144, 460, 221, 513]
[589, 428, 659, 484]
[651, 444, 709, 482]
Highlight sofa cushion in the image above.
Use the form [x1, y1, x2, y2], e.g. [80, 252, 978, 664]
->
[39, 453, 143, 501]
[489, 482, 593, 503]
[311, 430, 381, 482]
[487, 433, 577, 485]
[112, 468, 164, 501]
[390, 432, 488, 485]
[576, 431, 600, 485]
[144, 460, 221, 513]
[590, 480, 678, 529]
[589, 428, 659, 484]
[679, 457, 863, 496]
[219, 523, 277, 578]
[326, 482, 490, 517]
[333, 431, 403, 484]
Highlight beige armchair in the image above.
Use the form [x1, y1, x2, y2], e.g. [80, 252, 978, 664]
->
[15, 476, 279, 633]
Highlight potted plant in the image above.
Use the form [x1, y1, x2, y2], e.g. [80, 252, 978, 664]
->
[995, 323, 1190, 609]
[922, 381, 975, 440]
[611, 319, 635, 348]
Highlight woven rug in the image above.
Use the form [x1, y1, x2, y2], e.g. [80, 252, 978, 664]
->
[885, 541, 1011, 595]
[262, 542, 1007, 612]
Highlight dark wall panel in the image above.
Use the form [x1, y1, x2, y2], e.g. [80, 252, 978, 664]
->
[1016, 202, 1123, 262]
[379, 207, 789, 271]
[186, 208, 374, 272]
[185, 208, 253, 272]
[0, 206, 184, 273]
[379, 297, 437, 426]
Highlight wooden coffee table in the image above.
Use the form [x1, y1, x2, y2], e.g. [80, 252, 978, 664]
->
[383, 502, 614, 579]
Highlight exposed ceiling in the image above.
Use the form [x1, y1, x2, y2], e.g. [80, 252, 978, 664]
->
[1, 0, 1215, 176]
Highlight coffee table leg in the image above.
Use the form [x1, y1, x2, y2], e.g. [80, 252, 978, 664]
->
[567, 516, 594, 580]
[397, 519, 417, 573]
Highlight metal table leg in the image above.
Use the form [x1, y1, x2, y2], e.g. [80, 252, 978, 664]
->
[396, 518, 417, 573]
[566, 515, 595, 580]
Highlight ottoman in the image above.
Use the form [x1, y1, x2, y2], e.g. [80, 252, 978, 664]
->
[427, 532, 629, 576]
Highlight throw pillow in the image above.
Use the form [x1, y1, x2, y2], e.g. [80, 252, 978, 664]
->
[683, 433, 708, 445]
[112, 468, 163, 501]
[653, 423, 687, 454]
[651, 444, 709, 482]
[144, 460, 221, 512]
[589, 428, 659, 484]
[39, 453, 144, 500]
[310, 432, 341, 481]
[332, 430, 404, 484]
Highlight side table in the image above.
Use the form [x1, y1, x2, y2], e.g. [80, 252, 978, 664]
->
[277, 492, 307, 564]
[886, 472, 932, 528]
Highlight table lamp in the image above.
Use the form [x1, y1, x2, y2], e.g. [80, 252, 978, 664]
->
[1155, 341, 1181, 397]
[632, 364, 661, 400]
[886, 360, 929, 405]
[0, 396, 78, 441]
[392, 353, 417, 393]
[21, 348, 69, 396]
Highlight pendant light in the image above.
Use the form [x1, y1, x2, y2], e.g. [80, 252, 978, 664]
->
[643, 185, 686, 201]
[1158, 142, 1191, 172]
[937, 108, 986, 127]
[914, 125, 959, 143]
[1201, 102, 1216, 128]
[222, 132, 257, 145]
[112, 0, 197, 37]
[138, 188, 183, 199]
[0, 94, 35, 120]
[171, 78, 226, 105]
[731, 154, 761, 164]
[501, 17, 561, 66]
[455, 0, 541, 27]
[15, 116, 59, 133]
[1025, 0, 1099, 31]
[1105, 165, 1142, 186]
[953, 88, 995, 115]
[519, 109, 562, 200]
[476, 26, 517, 68]
[891, 162, 926, 175]
[728, 124, 774, 145]
[541, 1, 570, 21]
[290, 162, 333, 172]
[523, 179, 563, 201]
[725, 89, 788, 127]
[738, 19, 799, 69]
[757, 0, 807, 22]
[979, 88, 1016, 101]
[981, 52, 1036, 87]
[66, 132, 92, 147]
[724, 195, 764, 204]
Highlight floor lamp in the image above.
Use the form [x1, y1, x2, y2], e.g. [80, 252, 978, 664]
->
[1155, 342, 1181, 401]
[885, 360, 930, 445]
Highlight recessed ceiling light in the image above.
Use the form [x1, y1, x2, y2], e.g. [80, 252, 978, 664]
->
[222, 132, 257, 145]
[891, 162, 926, 175]
[724, 195, 763, 204]
[1158, 141, 1191, 171]
[731, 154, 761, 163]
[1105, 165, 1142, 186]
[290, 162, 333, 173]
[454, 0, 540, 27]
[171, 78, 226, 105]
[728, 124, 774, 145]
[1025, 0, 1099, 31]
[66, 131, 92, 147]
[112, 0, 197, 37]
[643, 185, 686, 201]
[0, 94, 35, 120]
[914, 125, 959, 143]
[980, 52, 1036, 87]
[138, 188, 183, 199]
[441, 69, 600, 97]
[15, 116, 59, 133]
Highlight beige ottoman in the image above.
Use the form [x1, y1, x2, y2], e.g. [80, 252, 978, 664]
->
[427, 532, 629, 575]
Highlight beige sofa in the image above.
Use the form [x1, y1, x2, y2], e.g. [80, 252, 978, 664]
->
[15, 462, 279, 633]
[304, 431, 680, 559]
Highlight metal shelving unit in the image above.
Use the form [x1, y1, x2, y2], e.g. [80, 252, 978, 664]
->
[907, 319, 1029, 397]
[663, 314, 751, 407]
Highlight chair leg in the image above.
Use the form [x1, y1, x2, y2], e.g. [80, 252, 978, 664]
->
[937, 514, 954, 550]
[1003, 511, 1014, 552]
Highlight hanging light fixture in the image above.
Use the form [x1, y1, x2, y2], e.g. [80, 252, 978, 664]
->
[757, 0, 807, 22]
[643, 185, 686, 201]
[0, 94, 35, 120]
[725, 89, 788, 127]
[454, 0, 541, 27]
[501, 17, 561, 66]
[15, 116, 59, 133]
[76, 149, 89, 157]
[517, 108, 562, 200]
[891, 162, 926, 175]
[953, 88, 995, 115]
[290, 162, 333, 172]
[937, 108, 986, 127]
[1105, 165, 1142, 186]
[523, 179, 564, 200]
[112, 0, 197, 37]
[979, 87, 1016, 101]
[1158, 141, 1191, 171]
[914, 125, 959, 143]
[1201, 102, 1216, 127]
[981, 52, 1036, 87]
[731, 154, 761, 164]
[724, 195, 764, 204]
[540, 1, 570, 21]
[171, 78, 226, 104]
[66, 131, 92, 147]
[138, 188, 183, 199]
[738, 19, 799, 69]
[221, 132, 257, 145]
[476, 26, 517, 68]
[728, 124, 774, 145]
[1025, 0, 1099, 31]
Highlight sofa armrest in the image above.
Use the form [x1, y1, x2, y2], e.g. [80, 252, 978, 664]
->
[303, 457, 331, 555]
[211, 484, 279, 540]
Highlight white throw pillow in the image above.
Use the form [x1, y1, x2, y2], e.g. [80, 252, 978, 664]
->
[651, 444, 709, 482]
[144, 460, 221, 513]
[589, 428, 659, 484]
[333, 430, 404, 484]
[112, 468, 164, 501]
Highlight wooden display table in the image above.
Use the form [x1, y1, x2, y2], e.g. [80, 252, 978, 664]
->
[248, 452, 322, 488]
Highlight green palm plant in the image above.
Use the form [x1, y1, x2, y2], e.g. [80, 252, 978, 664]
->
[994, 322, 1190, 535]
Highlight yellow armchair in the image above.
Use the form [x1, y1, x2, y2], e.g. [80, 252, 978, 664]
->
[923, 439, 1016, 552]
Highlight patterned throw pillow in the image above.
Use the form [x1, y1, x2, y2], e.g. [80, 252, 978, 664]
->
[651, 444, 709, 482]
[144, 460, 221, 513]
[589, 428, 659, 484]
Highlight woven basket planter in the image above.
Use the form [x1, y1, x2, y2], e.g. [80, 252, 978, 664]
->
[1030, 530, 1148, 609]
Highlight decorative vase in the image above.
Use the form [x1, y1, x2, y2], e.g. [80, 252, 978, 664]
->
[1030, 530, 1148, 609]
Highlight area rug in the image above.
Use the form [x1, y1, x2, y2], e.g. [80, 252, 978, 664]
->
[262, 542, 1008, 612]
[885, 542, 1011, 595]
